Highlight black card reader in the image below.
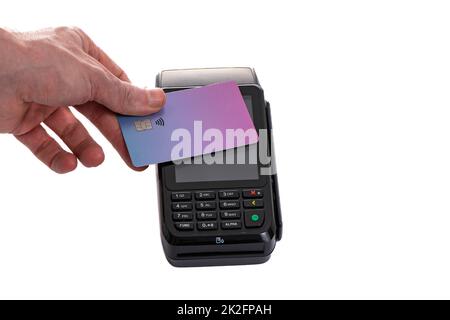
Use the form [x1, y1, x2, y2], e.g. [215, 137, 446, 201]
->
[155, 67, 282, 267]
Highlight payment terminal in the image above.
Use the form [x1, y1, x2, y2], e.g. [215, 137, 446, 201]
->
[155, 67, 282, 267]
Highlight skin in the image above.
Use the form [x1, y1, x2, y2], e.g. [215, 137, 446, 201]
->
[0, 26, 166, 173]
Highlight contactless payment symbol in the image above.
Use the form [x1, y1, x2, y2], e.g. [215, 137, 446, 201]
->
[155, 117, 165, 127]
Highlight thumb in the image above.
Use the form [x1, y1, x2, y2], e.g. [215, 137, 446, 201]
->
[89, 69, 166, 115]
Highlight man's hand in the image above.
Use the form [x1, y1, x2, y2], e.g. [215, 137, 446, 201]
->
[0, 27, 165, 173]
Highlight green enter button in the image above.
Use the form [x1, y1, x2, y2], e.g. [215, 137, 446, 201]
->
[245, 211, 265, 228]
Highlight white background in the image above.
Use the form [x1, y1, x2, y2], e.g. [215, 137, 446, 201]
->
[1, 0, 450, 299]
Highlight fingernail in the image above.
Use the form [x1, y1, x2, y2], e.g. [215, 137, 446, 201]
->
[146, 89, 166, 109]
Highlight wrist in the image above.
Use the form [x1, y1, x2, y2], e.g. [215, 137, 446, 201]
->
[0, 28, 23, 58]
[0, 28, 17, 44]
[0, 27, 9, 38]
[0, 28, 29, 89]
[0, 27, 27, 52]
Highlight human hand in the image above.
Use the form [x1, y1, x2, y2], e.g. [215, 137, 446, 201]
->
[0, 27, 165, 173]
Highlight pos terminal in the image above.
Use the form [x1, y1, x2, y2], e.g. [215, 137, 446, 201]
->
[155, 67, 282, 267]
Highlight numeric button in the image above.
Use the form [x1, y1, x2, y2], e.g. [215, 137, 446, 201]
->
[198, 222, 218, 231]
[220, 200, 240, 210]
[171, 192, 192, 201]
[195, 191, 216, 200]
[220, 211, 241, 219]
[196, 201, 216, 210]
[172, 202, 193, 211]
[219, 190, 239, 199]
[172, 212, 193, 221]
[197, 211, 217, 220]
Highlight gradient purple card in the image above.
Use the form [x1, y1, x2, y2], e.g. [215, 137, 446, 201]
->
[117, 81, 258, 166]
